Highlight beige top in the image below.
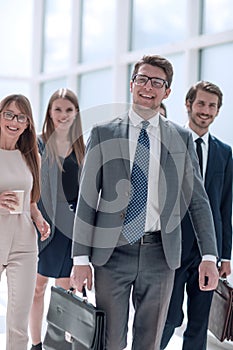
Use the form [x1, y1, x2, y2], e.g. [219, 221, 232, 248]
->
[0, 149, 37, 263]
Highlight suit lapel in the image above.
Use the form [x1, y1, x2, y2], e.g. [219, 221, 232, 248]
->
[116, 114, 130, 179]
[160, 117, 171, 169]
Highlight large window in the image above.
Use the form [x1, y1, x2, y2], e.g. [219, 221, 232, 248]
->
[0, 81, 29, 100]
[130, 0, 187, 50]
[165, 53, 186, 125]
[80, 0, 116, 63]
[78, 69, 113, 133]
[0, 0, 33, 76]
[42, 0, 72, 73]
[200, 43, 233, 147]
[202, 0, 233, 34]
[0, 0, 233, 149]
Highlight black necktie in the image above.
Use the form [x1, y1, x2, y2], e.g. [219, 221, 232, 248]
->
[195, 138, 203, 177]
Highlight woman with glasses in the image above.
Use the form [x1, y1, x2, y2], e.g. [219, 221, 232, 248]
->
[29, 88, 85, 350]
[0, 94, 50, 350]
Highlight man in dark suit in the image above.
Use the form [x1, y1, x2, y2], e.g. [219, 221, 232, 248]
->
[71, 56, 219, 350]
[161, 81, 233, 350]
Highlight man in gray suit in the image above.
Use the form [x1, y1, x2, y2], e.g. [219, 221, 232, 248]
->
[71, 55, 219, 350]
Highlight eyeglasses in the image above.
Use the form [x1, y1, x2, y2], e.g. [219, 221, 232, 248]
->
[132, 74, 168, 89]
[2, 111, 28, 124]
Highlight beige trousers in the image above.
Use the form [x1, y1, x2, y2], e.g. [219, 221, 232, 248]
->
[0, 249, 37, 350]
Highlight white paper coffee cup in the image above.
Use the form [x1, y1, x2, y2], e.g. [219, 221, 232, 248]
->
[10, 190, 25, 214]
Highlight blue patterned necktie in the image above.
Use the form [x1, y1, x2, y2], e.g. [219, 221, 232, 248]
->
[122, 120, 150, 244]
[195, 137, 203, 177]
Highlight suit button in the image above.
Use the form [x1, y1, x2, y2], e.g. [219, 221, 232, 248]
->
[120, 212, 125, 219]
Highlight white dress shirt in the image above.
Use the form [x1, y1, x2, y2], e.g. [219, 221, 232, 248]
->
[128, 108, 161, 232]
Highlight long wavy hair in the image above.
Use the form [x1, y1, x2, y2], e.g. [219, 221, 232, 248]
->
[41, 88, 85, 167]
[0, 94, 40, 202]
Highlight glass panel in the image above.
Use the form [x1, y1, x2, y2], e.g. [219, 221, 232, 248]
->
[202, 0, 233, 34]
[42, 0, 72, 73]
[80, 0, 116, 63]
[0, 81, 30, 100]
[127, 64, 134, 103]
[131, 0, 186, 51]
[39, 78, 67, 132]
[78, 69, 113, 140]
[0, 0, 33, 76]
[165, 53, 186, 125]
[200, 44, 233, 148]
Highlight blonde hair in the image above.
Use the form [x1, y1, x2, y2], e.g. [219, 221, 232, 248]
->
[41, 88, 85, 166]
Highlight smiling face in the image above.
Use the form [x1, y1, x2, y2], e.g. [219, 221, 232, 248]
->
[130, 63, 171, 119]
[50, 98, 77, 131]
[186, 89, 219, 136]
[0, 101, 29, 149]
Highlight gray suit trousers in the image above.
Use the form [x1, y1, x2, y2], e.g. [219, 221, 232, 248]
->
[94, 239, 175, 350]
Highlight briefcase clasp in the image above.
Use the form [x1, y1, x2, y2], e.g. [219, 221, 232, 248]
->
[65, 331, 74, 343]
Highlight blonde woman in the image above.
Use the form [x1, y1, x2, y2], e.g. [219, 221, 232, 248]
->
[29, 88, 85, 350]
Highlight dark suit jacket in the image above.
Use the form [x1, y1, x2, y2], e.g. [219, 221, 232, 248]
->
[181, 134, 232, 262]
[72, 114, 218, 269]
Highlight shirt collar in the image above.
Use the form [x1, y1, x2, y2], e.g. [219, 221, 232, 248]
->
[129, 107, 160, 129]
[185, 123, 209, 145]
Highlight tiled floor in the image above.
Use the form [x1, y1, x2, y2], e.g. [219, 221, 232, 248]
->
[0, 270, 233, 349]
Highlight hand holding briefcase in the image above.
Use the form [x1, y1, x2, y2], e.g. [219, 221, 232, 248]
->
[43, 286, 106, 350]
[208, 277, 233, 342]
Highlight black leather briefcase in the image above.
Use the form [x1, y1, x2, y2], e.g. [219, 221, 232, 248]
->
[208, 278, 233, 342]
[43, 286, 106, 350]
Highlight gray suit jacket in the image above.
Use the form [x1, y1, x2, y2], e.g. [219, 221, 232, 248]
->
[72, 114, 218, 269]
[37, 136, 58, 252]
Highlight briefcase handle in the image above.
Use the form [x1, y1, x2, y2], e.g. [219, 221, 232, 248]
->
[221, 273, 227, 280]
[68, 286, 88, 302]
[219, 273, 229, 284]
